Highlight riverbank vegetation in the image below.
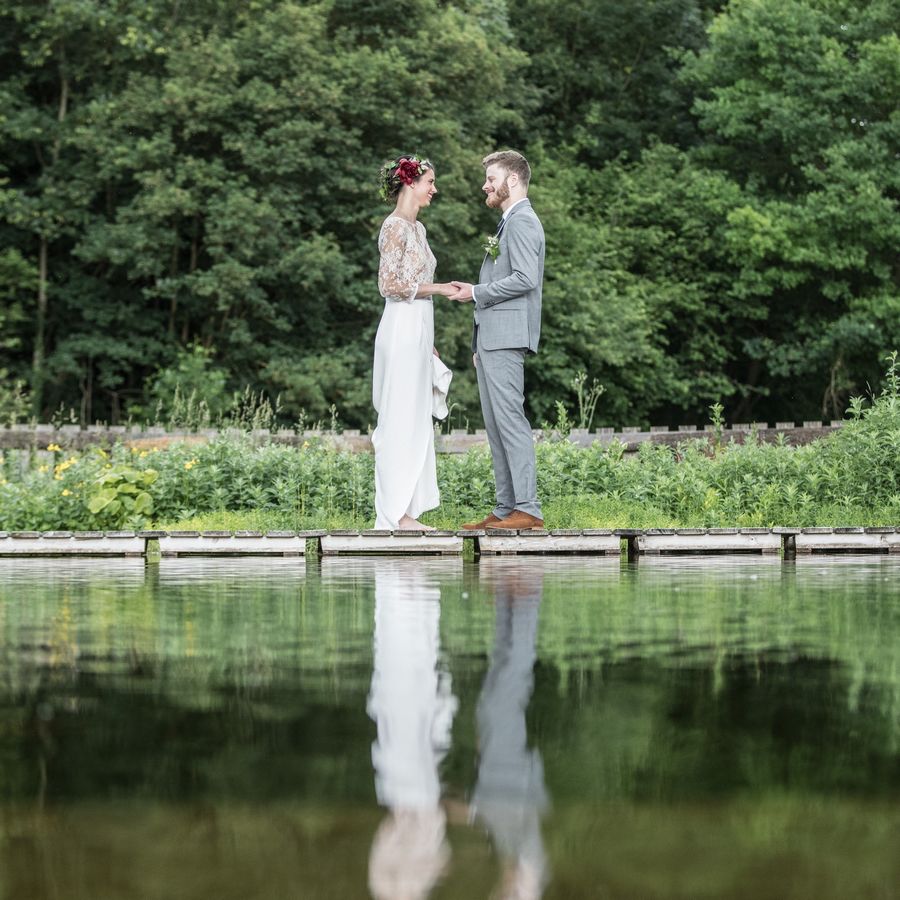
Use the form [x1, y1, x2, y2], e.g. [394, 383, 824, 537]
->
[3, 357, 900, 532]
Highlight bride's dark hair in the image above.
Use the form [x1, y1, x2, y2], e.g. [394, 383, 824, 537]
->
[378, 155, 432, 203]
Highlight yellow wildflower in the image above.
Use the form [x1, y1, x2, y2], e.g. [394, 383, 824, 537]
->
[47, 443, 62, 452]
[184, 459, 198, 470]
[302, 440, 310, 449]
[54, 457, 78, 476]
[62, 489, 72, 496]
[139, 450, 149, 459]
[38, 464, 49, 473]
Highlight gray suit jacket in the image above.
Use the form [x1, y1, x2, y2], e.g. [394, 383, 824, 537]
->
[472, 199, 544, 354]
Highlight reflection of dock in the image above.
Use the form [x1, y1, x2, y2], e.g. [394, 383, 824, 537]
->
[2, 527, 900, 557]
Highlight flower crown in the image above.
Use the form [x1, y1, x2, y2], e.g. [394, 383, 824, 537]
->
[378, 155, 430, 202]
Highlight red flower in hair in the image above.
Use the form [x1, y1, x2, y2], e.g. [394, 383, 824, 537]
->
[395, 158, 423, 186]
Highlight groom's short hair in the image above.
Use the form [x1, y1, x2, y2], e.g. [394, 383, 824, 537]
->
[482, 150, 531, 189]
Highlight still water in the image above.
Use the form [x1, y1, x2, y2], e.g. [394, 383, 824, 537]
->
[0, 555, 898, 900]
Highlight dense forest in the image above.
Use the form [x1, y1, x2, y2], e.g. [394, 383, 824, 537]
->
[1, 0, 897, 429]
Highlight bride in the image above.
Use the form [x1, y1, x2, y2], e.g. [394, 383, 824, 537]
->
[372, 155, 454, 530]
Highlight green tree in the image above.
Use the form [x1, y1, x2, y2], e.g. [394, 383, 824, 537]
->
[0, 0, 192, 419]
[507, 0, 722, 162]
[66, 0, 525, 425]
[1, 0, 896, 429]
[525, 144, 755, 425]
[681, 0, 900, 416]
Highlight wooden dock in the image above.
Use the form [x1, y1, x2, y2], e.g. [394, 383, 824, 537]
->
[1, 527, 899, 558]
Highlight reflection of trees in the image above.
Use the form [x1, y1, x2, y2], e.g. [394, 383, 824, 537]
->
[471, 560, 550, 900]
[366, 560, 458, 900]
[532, 557, 900, 803]
[0, 555, 898, 811]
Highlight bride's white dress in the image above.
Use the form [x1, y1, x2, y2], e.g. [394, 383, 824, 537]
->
[372, 215, 440, 530]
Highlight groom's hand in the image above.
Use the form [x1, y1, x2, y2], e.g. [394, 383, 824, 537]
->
[448, 281, 474, 302]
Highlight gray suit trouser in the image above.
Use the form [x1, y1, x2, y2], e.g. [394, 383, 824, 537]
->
[475, 327, 541, 519]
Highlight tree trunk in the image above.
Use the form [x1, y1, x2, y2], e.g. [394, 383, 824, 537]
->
[32, 236, 49, 415]
[32, 55, 69, 416]
[80, 360, 93, 424]
[168, 240, 179, 336]
[731, 358, 762, 422]
[190, 214, 200, 272]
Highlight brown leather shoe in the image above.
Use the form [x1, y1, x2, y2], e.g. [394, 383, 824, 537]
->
[461, 513, 502, 530]
[492, 510, 544, 530]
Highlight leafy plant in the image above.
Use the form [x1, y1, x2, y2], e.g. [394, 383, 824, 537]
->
[86, 464, 158, 528]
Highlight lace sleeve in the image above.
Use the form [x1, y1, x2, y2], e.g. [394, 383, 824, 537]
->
[378, 218, 419, 302]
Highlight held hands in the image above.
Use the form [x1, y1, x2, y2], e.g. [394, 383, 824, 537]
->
[447, 281, 474, 302]
[432, 281, 473, 302]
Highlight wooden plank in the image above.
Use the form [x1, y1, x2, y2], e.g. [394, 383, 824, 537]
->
[320, 533, 463, 555]
[636, 530, 781, 554]
[795, 529, 890, 553]
[158, 534, 307, 556]
[478, 532, 620, 555]
[0, 533, 147, 556]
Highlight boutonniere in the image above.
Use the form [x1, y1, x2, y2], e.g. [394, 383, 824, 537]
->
[482, 234, 500, 261]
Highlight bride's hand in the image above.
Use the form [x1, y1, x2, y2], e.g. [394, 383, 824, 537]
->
[436, 282, 456, 297]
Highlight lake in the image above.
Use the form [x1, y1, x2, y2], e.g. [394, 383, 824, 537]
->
[1, 554, 898, 899]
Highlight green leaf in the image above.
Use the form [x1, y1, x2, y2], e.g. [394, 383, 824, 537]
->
[87, 488, 118, 514]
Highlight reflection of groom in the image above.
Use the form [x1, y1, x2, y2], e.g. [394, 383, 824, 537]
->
[448, 150, 545, 531]
[469, 561, 550, 899]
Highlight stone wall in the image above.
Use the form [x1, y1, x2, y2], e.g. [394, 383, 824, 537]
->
[0, 420, 844, 454]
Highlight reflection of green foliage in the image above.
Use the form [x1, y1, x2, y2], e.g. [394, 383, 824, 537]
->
[2, 556, 898, 746]
[542, 794, 900, 900]
[1, 556, 899, 897]
[0, 793, 897, 899]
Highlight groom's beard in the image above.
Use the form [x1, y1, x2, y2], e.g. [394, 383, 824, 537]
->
[485, 178, 510, 209]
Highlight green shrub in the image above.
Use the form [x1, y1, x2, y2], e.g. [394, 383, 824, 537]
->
[3, 355, 900, 530]
[86, 464, 157, 528]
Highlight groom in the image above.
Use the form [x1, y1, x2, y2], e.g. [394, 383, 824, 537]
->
[448, 150, 545, 530]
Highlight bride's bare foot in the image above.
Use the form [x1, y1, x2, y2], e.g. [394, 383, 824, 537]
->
[397, 515, 436, 531]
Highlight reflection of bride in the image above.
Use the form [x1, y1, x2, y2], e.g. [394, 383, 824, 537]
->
[470, 561, 550, 900]
[366, 561, 458, 900]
